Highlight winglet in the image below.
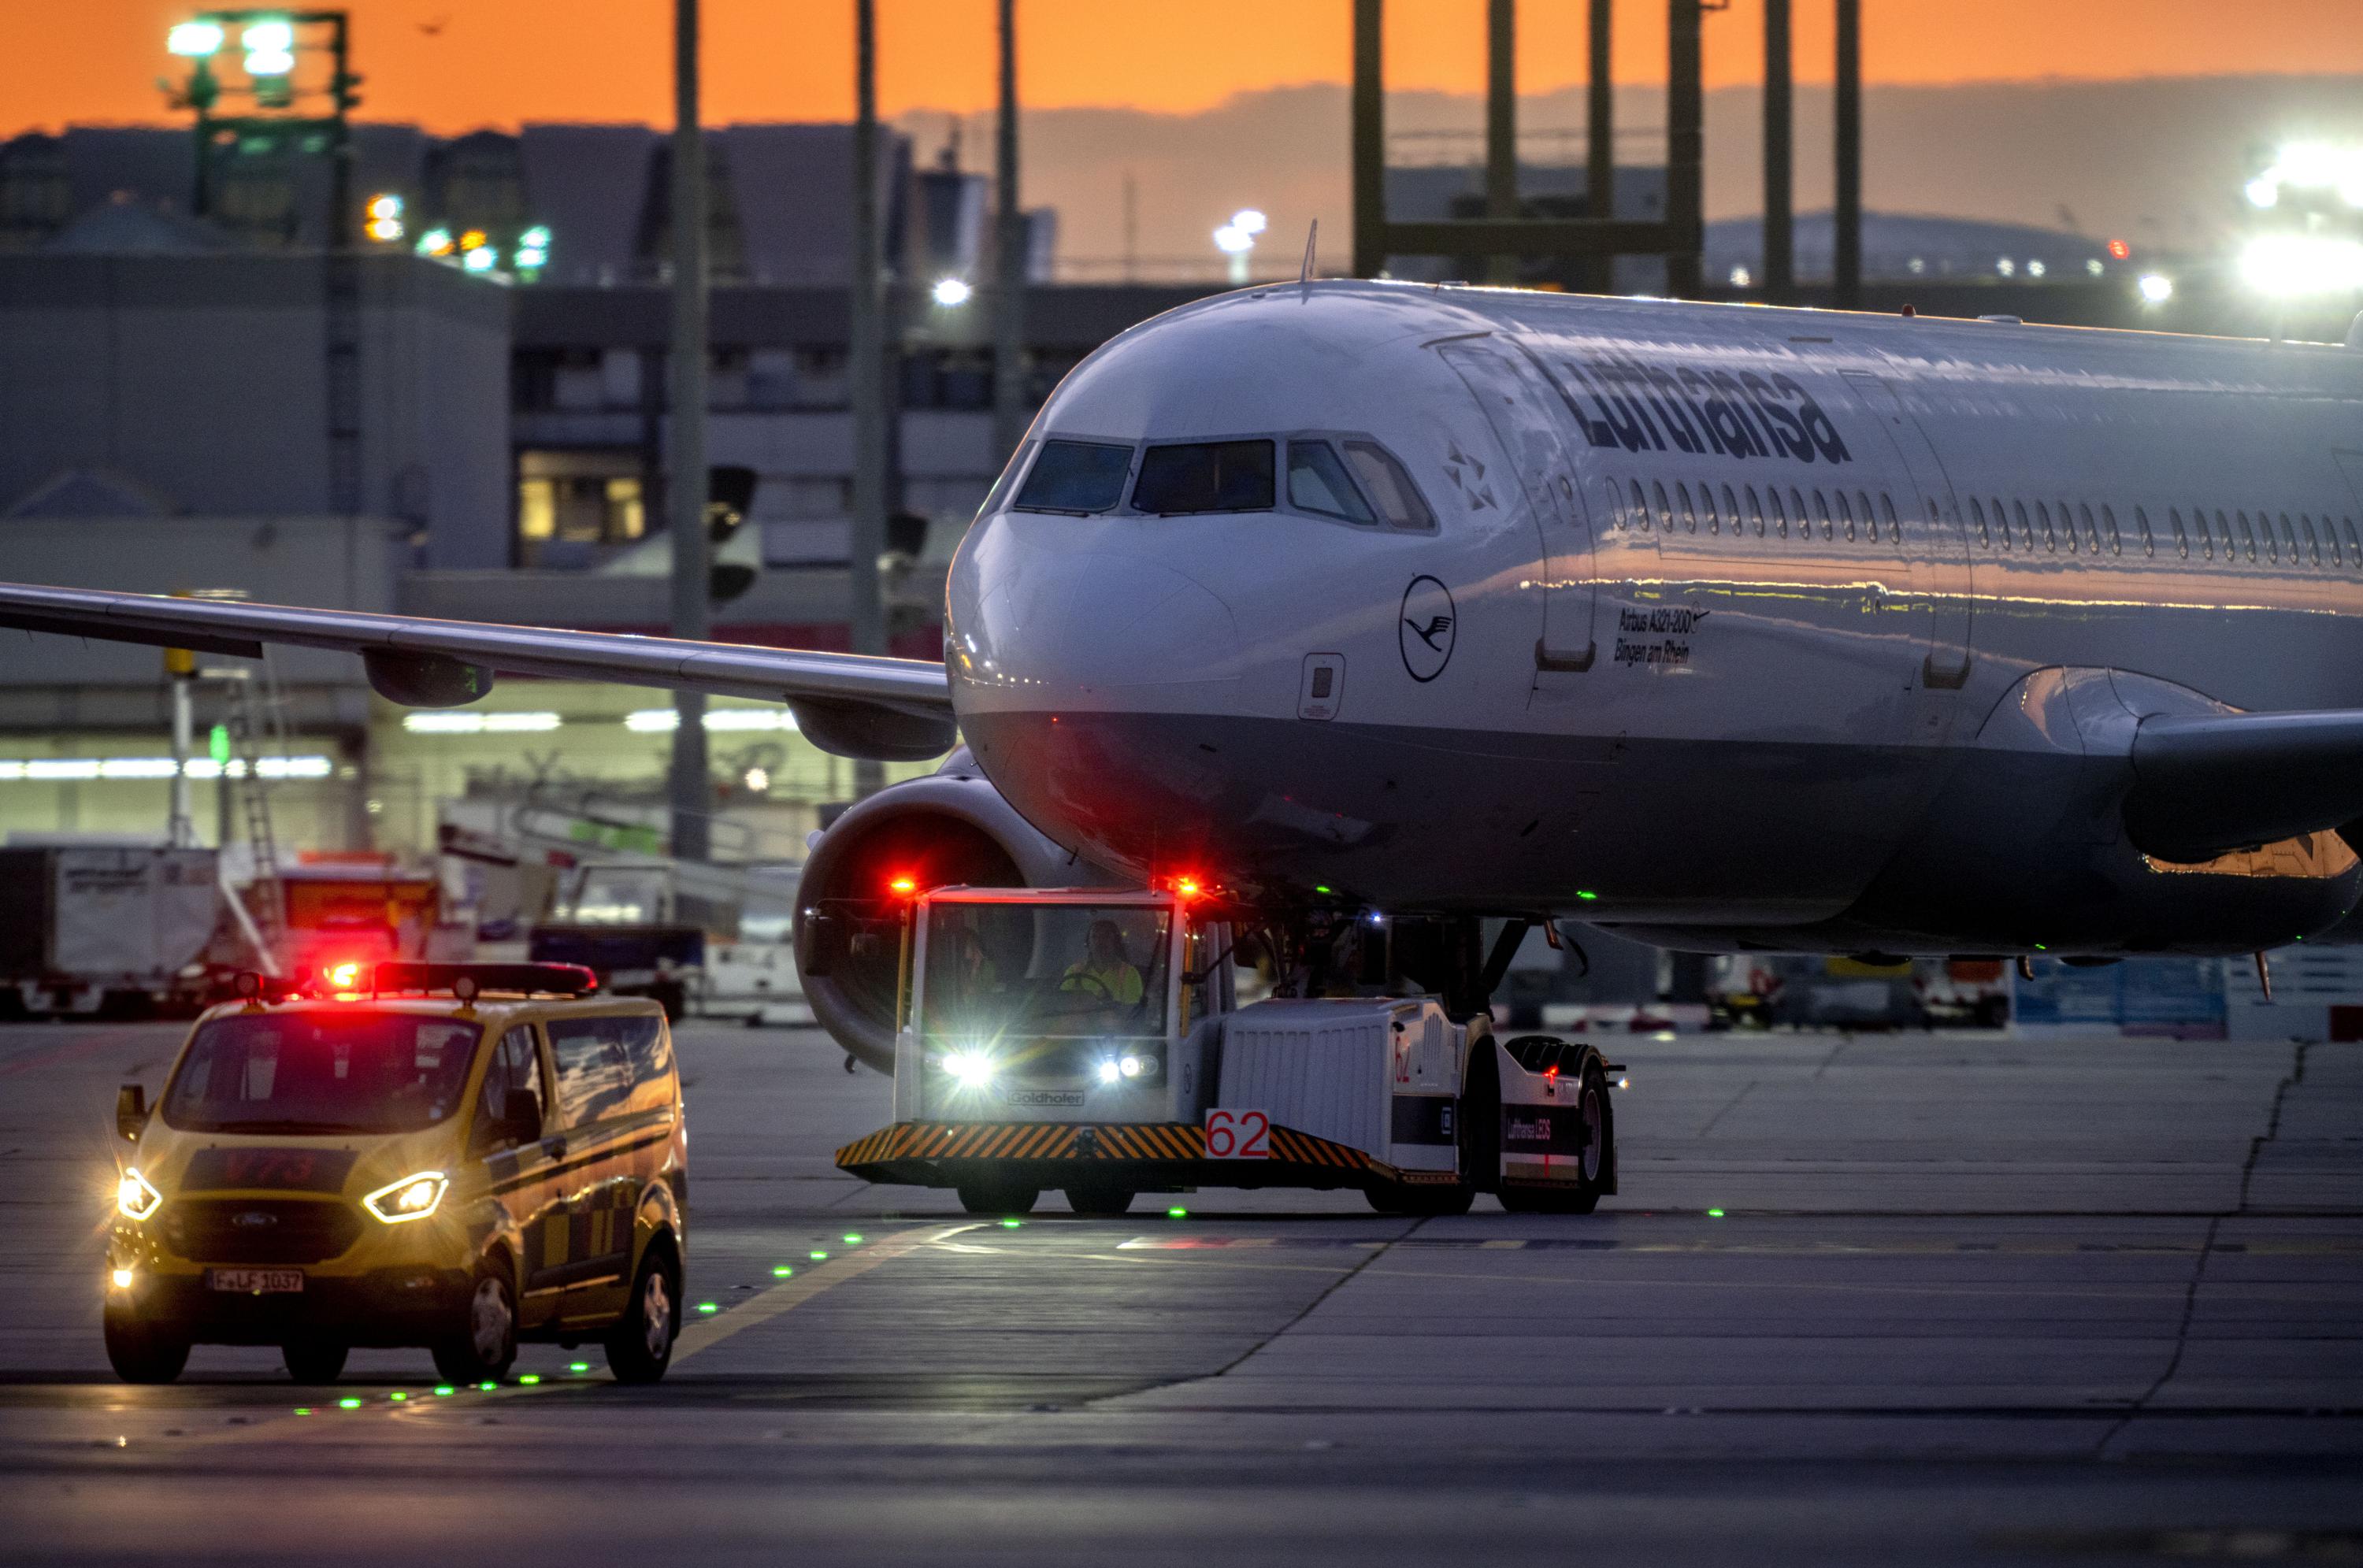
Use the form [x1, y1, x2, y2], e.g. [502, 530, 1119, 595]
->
[1299, 219, 1319, 287]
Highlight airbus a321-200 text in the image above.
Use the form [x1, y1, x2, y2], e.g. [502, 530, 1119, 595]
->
[8, 279, 2363, 1074]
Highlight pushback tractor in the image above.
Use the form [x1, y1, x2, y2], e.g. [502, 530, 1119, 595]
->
[824, 887, 1618, 1216]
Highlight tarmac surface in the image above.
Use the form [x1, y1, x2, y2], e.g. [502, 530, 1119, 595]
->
[2, 1018, 2358, 1565]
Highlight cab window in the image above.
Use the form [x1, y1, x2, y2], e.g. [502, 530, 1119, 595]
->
[1014, 439, 1132, 514]
[1133, 439, 1274, 514]
[1340, 441, 1434, 531]
[547, 1017, 635, 1129]
[1286, 439, 1377, 524]
[472, 1026, 546, 1151]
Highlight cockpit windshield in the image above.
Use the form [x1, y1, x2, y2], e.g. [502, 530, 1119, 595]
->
[1015, 439, 1133, 514]
[921, 902, 1170, 1045]
[1132, 439, 1274, 515]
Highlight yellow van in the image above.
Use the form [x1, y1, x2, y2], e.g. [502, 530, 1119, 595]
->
[104, 963, 687, 1386]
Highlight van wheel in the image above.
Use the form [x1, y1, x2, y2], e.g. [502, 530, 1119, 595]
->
[1498, 1059, 1612, 1215]
[282, 1341, 349, 1383]
[103, 1304, 189, 1385]
[1063, 1184, 1135, 1218]
[432, 1260, 517, 1383]
[603, 1243, 681, 1385]
[957, 1178, 1038, 1216]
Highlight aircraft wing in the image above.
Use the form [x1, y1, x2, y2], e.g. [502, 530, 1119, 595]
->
[0, 581, 955, 762]
[2127, 708, 2363, 863]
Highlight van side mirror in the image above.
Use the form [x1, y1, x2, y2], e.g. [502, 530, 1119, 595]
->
[499, 1090, 542, 1144]
[116, 1084, 147, 1143]
[802, 913, 844, 978]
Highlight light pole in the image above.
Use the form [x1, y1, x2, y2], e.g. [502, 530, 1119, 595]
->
[848, 0, 889, 799]
[991, 0, 1027, 465]
[667, 0, 712, 862]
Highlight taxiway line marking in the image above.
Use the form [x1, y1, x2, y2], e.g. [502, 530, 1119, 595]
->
[672, 1221, 982, 1365]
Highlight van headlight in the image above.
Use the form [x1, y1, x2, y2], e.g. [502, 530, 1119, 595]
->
[116, 1168, 162, 1221]
[363, 1171, 449, 1223]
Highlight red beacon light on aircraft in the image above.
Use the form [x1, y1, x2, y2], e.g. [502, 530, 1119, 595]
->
[888, 875, 918, 898]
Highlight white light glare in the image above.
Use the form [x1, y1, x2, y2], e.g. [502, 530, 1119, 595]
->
[168, 21, 224, 56]
[362, 1170, 450, 1223]
[117, 1169, 161, 1220]
[110, 1266, 135, 1289]
[462, 247, 499, 273]
[2246, 176, 2280, 209]
[943, 1051, 996, 1088]
[2239, 235, 2363, 297]
[624, 708, 796, 733]
[242, 20, 295, 52]
[1096, 1059, 1122, 1084]
[1213, 224, 1253, 255]
[932, 276, 974, 307]
[1118, 1053, 1150, 1080]
[0, 755, 331, 781]
[1230, 209, 1267, 237]
[400, 711, 561, 734]
[2137, 272, 2175, 305]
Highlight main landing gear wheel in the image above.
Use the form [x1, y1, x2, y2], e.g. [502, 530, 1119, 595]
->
[957, 1177, 1040, 1216]
[282, 1341, 350, 1383]
[102, 1303, 189, 1385]
[432, 1259, 518, 1384]
[1498, 1056, 1614, 1215]
[604, 1241, 681, 1385]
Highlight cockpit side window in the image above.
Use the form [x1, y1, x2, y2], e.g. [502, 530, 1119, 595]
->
[1015, 439, 1133, 514]
[1340, 441, 1436, 532]
[1133, 439, 1275, 514]
[1285, 440, 1378, 525]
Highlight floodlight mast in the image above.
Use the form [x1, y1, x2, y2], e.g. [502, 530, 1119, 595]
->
[163, 11, 358, 239]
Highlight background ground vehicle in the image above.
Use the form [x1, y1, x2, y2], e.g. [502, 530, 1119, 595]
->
[828, 888, 1618, 1216]
[104, 962, 687, 1386]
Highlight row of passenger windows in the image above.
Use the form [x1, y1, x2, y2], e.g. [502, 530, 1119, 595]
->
[1605, 473, 2363, 573]
[1011, 436, 1434, 530]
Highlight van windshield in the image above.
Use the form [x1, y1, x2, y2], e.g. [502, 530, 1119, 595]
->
[161, 1011, 484, 1134]
[922, 903, 1170, 1044]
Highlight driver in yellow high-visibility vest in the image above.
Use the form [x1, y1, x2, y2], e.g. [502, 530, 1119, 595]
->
[1062, 918, 1144, 1006]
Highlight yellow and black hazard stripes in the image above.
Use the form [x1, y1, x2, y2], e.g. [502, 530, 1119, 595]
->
[836, 1120, 1378, 1180]
[1267, 1125, 1372, 1170]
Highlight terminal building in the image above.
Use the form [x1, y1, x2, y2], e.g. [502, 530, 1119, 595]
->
[0, 121, 1172, 861]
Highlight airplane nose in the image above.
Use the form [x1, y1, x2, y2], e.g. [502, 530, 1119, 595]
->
[948, 525, 1241, 699]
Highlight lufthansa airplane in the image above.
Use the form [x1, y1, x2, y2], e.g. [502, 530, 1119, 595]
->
[7, 280, 2363, 1062]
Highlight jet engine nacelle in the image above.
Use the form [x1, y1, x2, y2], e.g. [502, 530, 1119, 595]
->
[792, 749, 1116, 1070]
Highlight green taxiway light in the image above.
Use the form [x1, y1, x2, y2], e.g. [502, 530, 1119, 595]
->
[518, 1374, 541, 1385]
[1576, 890, 1599, 901]
[477, 1381, 497, 1392]
[1313, 885, 1332, 895]
[1167, 1207, 1189, 1218]
[433, 1385, 455, 1396]
[810, 1250, 829, 1261]
[843, 1233, 863, 1244]
[389, 1392, 407, 1402]
[293, 1407, 312, 1415]
[2034, 943, 2048, 951]
[336, 1397, 362, 1409]
[1000, 1218, 1022, 1229]
[696, 1301, 718, 1314]
[1707, 1208, 1726, 1218]
[771, 1265, 793, 1277]
[569, 1362, 589, 1374]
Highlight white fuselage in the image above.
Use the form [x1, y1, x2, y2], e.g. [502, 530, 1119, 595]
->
[947, 281, 2363, 954]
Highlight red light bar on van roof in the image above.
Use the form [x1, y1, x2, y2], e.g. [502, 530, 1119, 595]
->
[369, 962, 599, 999]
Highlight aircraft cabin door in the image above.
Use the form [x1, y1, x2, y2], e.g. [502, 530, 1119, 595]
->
[1435, 339, 1597, 683]
[1842, 370, 1974, 724]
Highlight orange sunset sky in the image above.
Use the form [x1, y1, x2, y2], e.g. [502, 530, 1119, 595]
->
[9, 1, 2363, 135]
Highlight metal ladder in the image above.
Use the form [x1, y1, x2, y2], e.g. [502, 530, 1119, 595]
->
[226, 663, 289, 971]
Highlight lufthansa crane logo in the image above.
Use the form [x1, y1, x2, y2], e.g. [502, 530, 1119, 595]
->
[1399, 576, 1456, 683]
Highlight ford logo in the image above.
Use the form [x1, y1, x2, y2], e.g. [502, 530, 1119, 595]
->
[228, 1210, 277, 1229]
